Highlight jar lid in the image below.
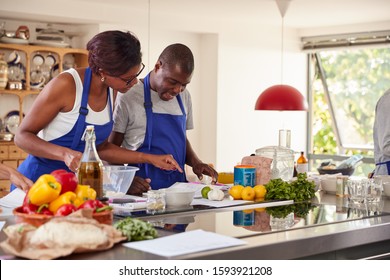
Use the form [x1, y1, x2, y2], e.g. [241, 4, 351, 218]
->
[256, 145, 294, 156]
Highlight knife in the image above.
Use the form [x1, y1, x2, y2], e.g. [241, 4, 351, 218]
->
[108, 198, 137, 204]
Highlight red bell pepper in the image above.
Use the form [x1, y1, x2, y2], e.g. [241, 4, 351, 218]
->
[78, 199, 112, 213]
[51, 169, 78, 195]
[37, 204, 53, 215]
[22, 192, 38, 214]
[55, 203, 77, 216]
[22, 193, 53, 215]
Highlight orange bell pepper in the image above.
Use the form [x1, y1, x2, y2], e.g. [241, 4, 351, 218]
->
[48, 191, 77, 213]
[28, 174, 62, 206]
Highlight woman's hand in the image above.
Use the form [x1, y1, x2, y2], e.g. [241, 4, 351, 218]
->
[147, 154, 183, 173]
[3, 165, 33, 192]
[192, 163, 219, 184]
[63, 149, 83, 172]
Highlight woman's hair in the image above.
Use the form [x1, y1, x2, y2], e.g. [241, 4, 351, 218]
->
[87, 30, 142, 76]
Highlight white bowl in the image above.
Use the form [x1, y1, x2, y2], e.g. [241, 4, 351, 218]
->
[103, 165, 139, 195]
[320, 176, 337, 194]
[164, 188, 195, 207]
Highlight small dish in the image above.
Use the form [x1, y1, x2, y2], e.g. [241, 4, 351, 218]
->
[32, 53, 45, 66]
[4, 110, 24, 134]
[0, 37, 29, 45]
[7, 62, 25, 81]
[30, 40, 70, 48]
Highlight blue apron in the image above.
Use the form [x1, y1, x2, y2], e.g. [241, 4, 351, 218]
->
[11, 68, 113, 191]
[375, 160, 390, 175]
[135, 73, 187, 189]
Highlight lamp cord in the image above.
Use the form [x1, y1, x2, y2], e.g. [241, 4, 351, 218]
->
[148, 0, 151, 72]
[281, 16, 284, 85]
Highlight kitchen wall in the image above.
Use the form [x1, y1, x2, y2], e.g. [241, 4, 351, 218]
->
[2, 0, 387, 174]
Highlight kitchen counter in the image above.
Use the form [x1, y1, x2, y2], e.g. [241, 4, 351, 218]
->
[1, 192, 390, 260]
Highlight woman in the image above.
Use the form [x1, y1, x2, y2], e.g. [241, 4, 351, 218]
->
[12, 30, 181, 191]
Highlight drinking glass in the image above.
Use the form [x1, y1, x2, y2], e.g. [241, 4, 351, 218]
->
[364, 178, 382, 203]
[347, 179, 366, 204]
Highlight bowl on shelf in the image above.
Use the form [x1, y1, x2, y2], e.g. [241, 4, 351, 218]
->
[102, 165, 139, 196]
[317, 166, 355, 176]
[164, 188, 196, 207]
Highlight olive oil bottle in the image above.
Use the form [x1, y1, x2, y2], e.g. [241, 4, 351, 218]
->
[296, 151, 308, 174]
[77, 125, 103, 198]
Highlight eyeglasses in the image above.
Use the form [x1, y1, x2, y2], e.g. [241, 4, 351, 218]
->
[117, 62, 145, 86]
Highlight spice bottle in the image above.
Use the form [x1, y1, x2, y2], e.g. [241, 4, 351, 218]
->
[77, 125, 103, 198]
[296, 151, 308, 174]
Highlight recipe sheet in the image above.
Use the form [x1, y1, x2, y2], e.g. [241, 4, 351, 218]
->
[0, 188, 24, 208]
[123, 229, 246, 257]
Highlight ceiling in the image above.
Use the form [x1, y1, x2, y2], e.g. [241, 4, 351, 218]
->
[1, 0, 390, 33]
[77, 0, 390, 29]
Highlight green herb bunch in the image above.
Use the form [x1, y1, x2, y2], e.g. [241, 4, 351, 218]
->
[264, 173, 316, 202]
[114, 217, 158, 241]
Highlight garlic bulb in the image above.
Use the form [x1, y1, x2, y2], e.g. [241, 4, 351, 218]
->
[207, 189, 225, 201]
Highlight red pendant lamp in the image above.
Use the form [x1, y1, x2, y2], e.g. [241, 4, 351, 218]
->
[255, 84, 308, 111]
[255, 0, 308, 111]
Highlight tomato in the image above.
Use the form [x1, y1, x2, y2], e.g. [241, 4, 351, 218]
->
[51, 169, 78, 194]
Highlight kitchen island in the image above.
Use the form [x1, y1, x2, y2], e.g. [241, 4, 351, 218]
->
[1, 192, 389, 260]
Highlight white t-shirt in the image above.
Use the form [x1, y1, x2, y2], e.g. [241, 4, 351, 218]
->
[38, 68, 113, 141]
[113, 81, 194, 150]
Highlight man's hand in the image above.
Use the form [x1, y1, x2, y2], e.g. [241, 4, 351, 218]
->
[192, 163, 219, 184]
[127, 176, 151, 196]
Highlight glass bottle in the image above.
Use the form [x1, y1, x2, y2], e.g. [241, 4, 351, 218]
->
[77, 125, 103, 198]
[296, 151, 308, 174]
[0, 53, 8, 89]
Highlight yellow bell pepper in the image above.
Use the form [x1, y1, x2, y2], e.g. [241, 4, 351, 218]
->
[28, 174, 62, 206]
[49, 191, 77, 213]
[75, 184, 97, 202]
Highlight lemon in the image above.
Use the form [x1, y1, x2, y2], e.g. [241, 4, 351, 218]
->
[229, 185, 244, 200]
[253, 185, 267, 199]
[201, 186, 211, 199]
[241, 186, 255, 201]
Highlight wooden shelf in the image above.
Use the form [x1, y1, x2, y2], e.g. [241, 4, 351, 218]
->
[0, 42, 89, 196]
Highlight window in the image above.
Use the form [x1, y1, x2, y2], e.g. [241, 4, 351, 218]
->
[304, 32, 390, 176]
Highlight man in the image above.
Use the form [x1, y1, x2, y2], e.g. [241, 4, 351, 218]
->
[373, 88, 390, 175]
[109, 43, 218, 194]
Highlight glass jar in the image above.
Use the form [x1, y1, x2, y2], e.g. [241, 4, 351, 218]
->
[146, 190, 166, 214]
[0, 53, 8, 89]
[256, 146, 294, 181]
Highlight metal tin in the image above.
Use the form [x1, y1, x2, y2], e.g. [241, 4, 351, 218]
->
[336, 175, 348, 197]
[233, 210, 254, 226]
[234, 164, 256, 187]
